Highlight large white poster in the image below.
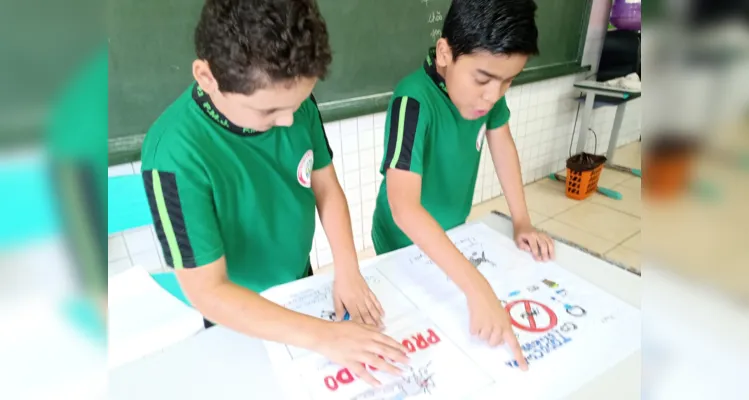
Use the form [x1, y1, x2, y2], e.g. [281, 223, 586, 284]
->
[261, 223, 640, 400]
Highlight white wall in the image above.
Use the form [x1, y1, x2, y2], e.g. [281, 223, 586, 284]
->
[108, 0, 640, 275]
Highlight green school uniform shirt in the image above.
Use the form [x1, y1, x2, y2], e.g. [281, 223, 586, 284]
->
[372, 48, 511, 254]
[141, 83, 332, 293]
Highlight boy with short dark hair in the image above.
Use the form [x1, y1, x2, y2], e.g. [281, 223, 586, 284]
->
[141, 0, 406, 385]
[372, 0, 555, 369]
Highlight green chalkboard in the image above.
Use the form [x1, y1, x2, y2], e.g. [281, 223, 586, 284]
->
[109, 0, 592, 165]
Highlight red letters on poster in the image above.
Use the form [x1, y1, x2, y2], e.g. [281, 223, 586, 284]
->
[323, 329, 442, 391]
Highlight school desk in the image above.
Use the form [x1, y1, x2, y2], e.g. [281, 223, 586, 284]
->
[108, 212, 641, 400]
[573, 79, 642, 176]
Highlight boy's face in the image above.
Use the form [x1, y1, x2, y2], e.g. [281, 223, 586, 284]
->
[193, 60, 317, 132]
[435, 39, 528, 120]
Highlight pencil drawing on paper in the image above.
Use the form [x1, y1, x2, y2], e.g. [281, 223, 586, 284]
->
[409, 235, 497, 270]
[350, 362, 436, 400]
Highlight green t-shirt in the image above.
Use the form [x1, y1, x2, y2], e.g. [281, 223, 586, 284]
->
[372, 49, 510, 254]
[141, 83, 332, 293]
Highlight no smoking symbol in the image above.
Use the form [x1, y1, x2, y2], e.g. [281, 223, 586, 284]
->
[505, 300, 558, 333]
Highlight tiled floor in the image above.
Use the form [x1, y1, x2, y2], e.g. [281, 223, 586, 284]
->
[467, 142, 642, 272]
[317, 142, 642, 275]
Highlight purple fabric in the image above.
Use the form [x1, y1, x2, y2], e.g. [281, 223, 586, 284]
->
[610, 0, 641, 31]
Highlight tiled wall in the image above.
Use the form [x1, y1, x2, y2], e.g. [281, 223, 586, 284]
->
[108, 0, 640, 275]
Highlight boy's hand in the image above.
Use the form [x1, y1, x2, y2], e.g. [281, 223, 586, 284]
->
[467, 286, 528, 371]
[514, 222, 555, 262]
[312, 321, 410, 386]
[333, 269, 385, 327]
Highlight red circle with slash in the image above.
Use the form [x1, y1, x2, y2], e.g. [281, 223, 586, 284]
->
[505, 300, 558, 333]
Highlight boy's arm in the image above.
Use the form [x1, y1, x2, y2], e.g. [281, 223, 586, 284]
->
[387, 169, 526, 369]
[386, 169, 492, 295]
[175, 256, 408, 385]
[382, 96, 526, 368]
[176, 256, 328, 346]
[485, 123, 554, 261]
[143, 148, 405, 385]
[307, 95, 384, 326]
[312, 165, 384, 326]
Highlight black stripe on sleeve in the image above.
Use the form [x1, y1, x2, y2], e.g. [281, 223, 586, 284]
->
[383, 97, 421, 171]
[142, 170, 197, 268]
[309, 94, 333, 159]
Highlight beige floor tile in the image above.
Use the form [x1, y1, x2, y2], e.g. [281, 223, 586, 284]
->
[596, 169, 633, 188]
[554, 202, 640, 243]
[314, 264, 334, 275]
[618, 176, 642, 190]
[537, 219, 618, 254]
[611, 142, 641, 170]
[590, 184, 641, 217]
[606, 245, 641, 271]
[522, 180, 582, 217]
[468, 197, 509, 221]
[620, 232, 640, 251]
[468, 197, 548, 225]
[358, 247, 376, 261]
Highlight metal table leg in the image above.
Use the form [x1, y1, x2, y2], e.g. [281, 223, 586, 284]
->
[575, 92, 596, 154]
[606, 102, 628, 163]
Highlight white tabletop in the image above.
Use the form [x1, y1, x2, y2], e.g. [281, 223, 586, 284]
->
[108, 213, 641, 400]
[573, 80, 641, 98]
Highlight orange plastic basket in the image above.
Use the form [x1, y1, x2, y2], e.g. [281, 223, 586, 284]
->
[565, 153, 607, 200]
[565, 164, 604, 200]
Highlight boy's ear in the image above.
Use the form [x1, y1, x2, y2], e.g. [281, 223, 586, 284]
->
[435, 38, 453, 67]
[192, 59, 219, 94]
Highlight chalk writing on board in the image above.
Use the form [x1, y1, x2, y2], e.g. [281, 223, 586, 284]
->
[428, 11, 443, 24]
[430, 29, 442, 41]
[420, 0, 430, 6]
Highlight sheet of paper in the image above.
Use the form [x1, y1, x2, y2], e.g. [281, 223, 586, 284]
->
[262, 268, 420, 362]
[260, 222, 641, 399]
[108, 266, 204, 369]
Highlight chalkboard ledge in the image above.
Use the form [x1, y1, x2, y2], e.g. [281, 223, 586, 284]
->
[109, 63, 591, 166]
[318, 63, 591, 122]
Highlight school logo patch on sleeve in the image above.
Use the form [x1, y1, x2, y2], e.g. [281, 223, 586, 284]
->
[297, 149, 314, 188]
[476, 123, 487, 151]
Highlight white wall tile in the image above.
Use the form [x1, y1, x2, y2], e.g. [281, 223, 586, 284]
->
[317, 249, 333, 267]
[358, 129, 375, 150]
[108, 234, 128, 262]
[361, 183, 377, 203]
[342, 153, 360, 171]
[309, 244, 319, 269]
[108, 163, 134, 177]
[108, 257, 133, 277]
[341, 129, 359, 154]
[132, 250, 163, 272]
[373, 112, 387, 129]
[344, 171, 360, 190]
[360, 166, 376, 186]
[123, 226, 157, 255]
[359, 149, 375, 171]
[357, 115, 374, 132]
[325, 121, 342, 155]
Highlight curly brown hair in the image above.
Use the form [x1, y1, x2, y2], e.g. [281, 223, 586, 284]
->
[194, 0, 332, 95]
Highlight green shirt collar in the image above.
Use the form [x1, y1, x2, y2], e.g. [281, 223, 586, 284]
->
[423, 47, 449, 96]
[191, 83, 264, 137]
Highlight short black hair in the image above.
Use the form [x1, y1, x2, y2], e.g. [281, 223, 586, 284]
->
[195, 0, 332, 95]
[442, 0, 539, 59]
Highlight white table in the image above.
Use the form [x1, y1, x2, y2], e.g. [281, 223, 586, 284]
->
[108, 213, 641, 399]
